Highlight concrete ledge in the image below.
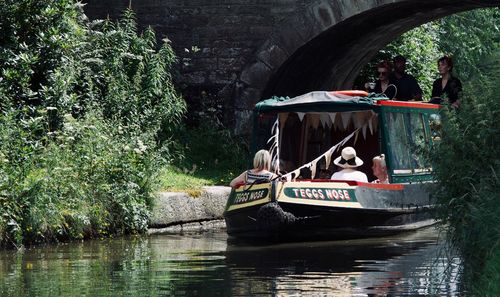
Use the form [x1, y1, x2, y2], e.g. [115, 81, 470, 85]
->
[149, 186, 231, 228]
[148, 219, 226, 235]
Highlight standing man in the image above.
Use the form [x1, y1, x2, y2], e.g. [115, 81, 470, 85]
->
[392, 55, 423, 101]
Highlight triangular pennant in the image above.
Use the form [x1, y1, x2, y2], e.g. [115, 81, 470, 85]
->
[341, 112, 351, 130]
[368, 115, 374, 135]
[325, 149, 333, 170]
[281, 128, 359, 181]
[353, 130, 360, 145]
[320, 114, 330, 129]
[362, 124, 367, 139]
[297, 112, 305, 122]
[310, 162, 317, 179]
[329, 113, 337, 124]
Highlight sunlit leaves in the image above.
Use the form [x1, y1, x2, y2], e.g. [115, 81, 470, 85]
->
[0, 1, 185, 246]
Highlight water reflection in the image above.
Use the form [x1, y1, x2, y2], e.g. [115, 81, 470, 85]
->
[0, 227, 462, 296]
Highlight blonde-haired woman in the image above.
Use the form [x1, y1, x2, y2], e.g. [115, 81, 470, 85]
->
[371, 154, 389, 184]
[230, 149, 277, 188]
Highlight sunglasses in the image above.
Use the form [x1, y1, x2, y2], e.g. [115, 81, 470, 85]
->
[377, 71, 388, 76]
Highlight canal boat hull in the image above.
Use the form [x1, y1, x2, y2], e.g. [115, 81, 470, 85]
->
[223, 180, 436, 242]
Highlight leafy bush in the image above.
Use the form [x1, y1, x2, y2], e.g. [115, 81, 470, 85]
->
[0, 1, 185, 246]
[169, 106, 249, 188]
[431, 51, 499, 296]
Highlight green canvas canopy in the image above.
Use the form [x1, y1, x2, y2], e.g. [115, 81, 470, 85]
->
[255, 91, 388, 113]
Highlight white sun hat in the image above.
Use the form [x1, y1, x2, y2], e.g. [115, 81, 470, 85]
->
[333, 147, 364, 168]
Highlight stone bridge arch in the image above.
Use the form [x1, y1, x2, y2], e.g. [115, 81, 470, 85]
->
[83, 0, 499, 134]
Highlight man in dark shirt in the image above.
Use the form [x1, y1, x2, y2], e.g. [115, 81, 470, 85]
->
[392, 55, 423, 101]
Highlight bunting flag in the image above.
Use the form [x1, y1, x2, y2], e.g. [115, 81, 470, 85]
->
[310, 162, 317, 179]
[341, 112, 351, 130]
[269, 111, 379, 181]
[297, 112, 305, 121]
[320, 114, 330, 129]
[267, 117, 280, 174]
[324, 148, 333, 170]
[368, 114, 374, 135]
[353, 129, 360, 145]
[329, 113, 337, 125]
[291, 111, 378, 136]
[282, 127, 360, 181]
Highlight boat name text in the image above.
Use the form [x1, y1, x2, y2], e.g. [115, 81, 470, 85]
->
[285, 188, 353, 201]
[233, 189, 269, 204]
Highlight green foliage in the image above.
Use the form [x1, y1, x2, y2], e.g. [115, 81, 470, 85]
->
[355, 8, 500, 99]
[437, 8, 500, 80]
[162, 109, 249, 190]
[431, 50, 499, 296]
[355, 23, 440, 98]
[0, 1, 185, 246]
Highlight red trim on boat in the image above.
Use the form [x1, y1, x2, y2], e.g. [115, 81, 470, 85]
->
[234, 179, 404, 190]
[301, 179, 404, 190]
[377, 100, 440, 109]
[330, 90, 369, 97]
[356, 182, 404, 190]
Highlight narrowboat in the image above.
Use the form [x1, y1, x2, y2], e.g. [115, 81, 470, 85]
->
[223, 91, 441, 242]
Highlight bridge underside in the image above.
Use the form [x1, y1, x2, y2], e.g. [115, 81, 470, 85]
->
[262, 0, 499, 98]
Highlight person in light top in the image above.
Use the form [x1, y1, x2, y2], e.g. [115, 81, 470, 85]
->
[371, 154, 389, 184]
[230, 149, 277, 188]
[331, 147, 368, 183]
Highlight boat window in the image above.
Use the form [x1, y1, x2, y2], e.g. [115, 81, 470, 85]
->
[429, 113, 442, 143]
[386, 112, 432, 174]
[386, 112, 413, 171]
[408, 113, 430, 169]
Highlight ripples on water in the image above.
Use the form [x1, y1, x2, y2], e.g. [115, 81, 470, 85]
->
[0, 227, 462, 296]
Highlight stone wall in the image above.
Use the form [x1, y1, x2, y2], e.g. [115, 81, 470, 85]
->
[83, 0, 500, 135]
[149, 186, 231, 230]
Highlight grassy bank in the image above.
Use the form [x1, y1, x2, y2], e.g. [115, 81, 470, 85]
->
[159, 121, 249, 193]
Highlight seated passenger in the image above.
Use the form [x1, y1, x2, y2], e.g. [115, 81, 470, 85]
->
[230, 149, 277, 188]
[371, 154, 389, 184]
[331, 147, 368, 182]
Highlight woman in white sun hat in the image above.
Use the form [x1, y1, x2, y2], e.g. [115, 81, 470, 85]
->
[331, 147, 368, 182]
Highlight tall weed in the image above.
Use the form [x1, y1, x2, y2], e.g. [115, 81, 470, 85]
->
[0, 1, 185, 246]
[431, 51, 499, 296]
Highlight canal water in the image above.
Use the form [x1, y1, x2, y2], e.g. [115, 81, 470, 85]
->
[0, 226, 463, 296]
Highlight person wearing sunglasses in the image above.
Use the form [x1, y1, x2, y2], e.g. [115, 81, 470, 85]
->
[373, 61, 397, 99]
